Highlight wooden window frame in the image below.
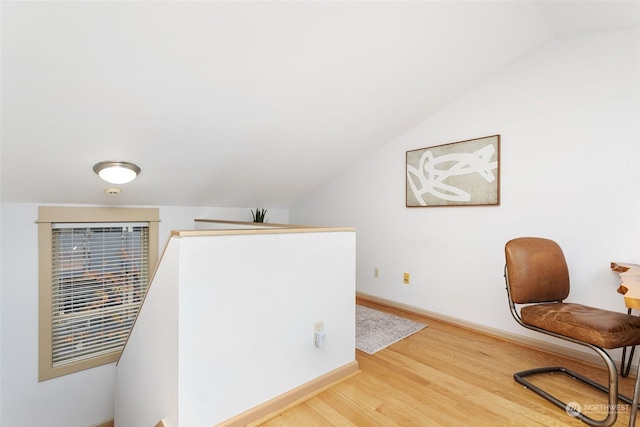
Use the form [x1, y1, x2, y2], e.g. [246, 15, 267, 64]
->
[38, 206, 159, 381]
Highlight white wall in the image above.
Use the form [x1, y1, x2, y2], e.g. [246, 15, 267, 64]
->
[0, 203, 288, 427]
[115, 238, 180, 427]
[116, 229, 356, 426]
[0, 160, 3, 425]
[291, 30, 640, 349]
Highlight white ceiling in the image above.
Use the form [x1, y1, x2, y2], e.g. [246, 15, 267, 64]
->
[2, 1, 639, 208]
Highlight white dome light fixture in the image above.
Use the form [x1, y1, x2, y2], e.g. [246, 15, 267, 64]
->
[93, 161, 141, 184]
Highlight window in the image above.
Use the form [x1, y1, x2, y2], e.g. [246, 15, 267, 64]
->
[38, 207, 159, 381]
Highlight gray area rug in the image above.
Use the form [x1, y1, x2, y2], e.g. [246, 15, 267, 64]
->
[356, 304, 427, 354]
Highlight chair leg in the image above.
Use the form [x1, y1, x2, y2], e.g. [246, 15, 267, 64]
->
[515, 347, 622, 427]
[515, 368, 617, 426]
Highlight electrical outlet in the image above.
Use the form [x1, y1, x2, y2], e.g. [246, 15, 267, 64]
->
[403, 272, 410, 284]
[374, 267, 380, 278]
[314, 321, 325, 348]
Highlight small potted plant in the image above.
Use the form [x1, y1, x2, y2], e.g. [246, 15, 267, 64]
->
[251, 208, 267, 223]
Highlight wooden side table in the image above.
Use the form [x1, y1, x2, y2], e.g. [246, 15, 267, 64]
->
[611, 262, 640, 377]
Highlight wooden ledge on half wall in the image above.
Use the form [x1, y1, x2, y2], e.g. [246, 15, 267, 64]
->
[182, 218, 354, 237]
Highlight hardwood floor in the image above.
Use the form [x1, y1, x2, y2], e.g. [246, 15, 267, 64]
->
[259, 299, 639, 426]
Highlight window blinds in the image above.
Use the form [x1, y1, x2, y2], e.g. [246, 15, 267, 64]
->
[51, 224, 149, 367]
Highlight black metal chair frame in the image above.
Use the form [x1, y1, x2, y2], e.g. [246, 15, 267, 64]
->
[505, 265, 640, 427]
[621, 307, 638, 378]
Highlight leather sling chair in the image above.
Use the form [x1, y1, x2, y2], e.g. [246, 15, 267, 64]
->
[504, 237, 640, 426]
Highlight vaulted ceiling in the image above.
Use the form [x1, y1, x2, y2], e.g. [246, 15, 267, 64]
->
[2, 1, 638, 208]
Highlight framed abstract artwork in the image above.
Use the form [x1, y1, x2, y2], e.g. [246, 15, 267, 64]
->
[406, 135, 500, 207]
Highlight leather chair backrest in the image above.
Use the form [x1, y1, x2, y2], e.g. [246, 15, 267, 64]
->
[505, 237, 570, 304]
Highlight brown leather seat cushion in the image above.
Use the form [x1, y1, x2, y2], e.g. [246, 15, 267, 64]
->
[521, 303, 640, 349]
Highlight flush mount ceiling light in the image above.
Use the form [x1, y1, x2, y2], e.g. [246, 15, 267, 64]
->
[93, 161, 140, 184]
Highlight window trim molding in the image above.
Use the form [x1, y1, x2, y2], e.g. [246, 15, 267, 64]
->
[38, 206, 159, 381]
